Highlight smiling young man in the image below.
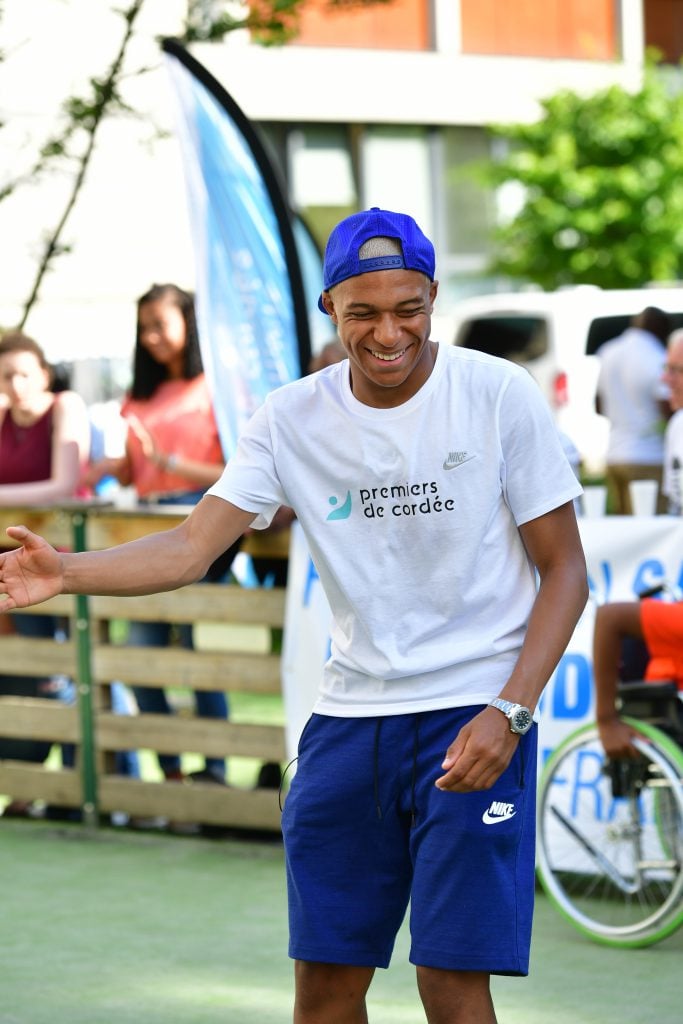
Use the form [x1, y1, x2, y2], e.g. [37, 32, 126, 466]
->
[0, 209, 588, 1024]
[317, 226, 438, 407]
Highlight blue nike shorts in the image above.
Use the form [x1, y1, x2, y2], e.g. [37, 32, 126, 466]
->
[281, 705, 537, 975]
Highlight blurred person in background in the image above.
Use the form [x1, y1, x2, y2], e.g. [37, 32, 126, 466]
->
[0, 332, 90, 507]
[308, 337, 345, 373]
[84, 283, 240, 792]
[662, 328, 683, 514]
[595, 307, 672, 514]
[0, 332, 92, 816]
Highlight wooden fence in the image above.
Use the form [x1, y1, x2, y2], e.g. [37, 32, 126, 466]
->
[0, 503, 290, 833]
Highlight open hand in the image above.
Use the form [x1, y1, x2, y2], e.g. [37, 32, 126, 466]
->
[81, 455, 126, 489]
[0, 526, 64, 610]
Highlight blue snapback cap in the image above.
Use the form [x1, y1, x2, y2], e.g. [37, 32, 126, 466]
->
[318, 207, 435, 313]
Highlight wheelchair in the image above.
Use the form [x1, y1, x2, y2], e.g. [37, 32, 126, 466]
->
[536, 678, 683, 947]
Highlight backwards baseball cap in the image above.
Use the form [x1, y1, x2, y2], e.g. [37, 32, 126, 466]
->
[318, 207, 436, 313]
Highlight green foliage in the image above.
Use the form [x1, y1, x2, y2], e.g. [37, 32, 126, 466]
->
[185, 0, 302, 46]
[483, 62, 683, 289]
[185, 0, 392, 46]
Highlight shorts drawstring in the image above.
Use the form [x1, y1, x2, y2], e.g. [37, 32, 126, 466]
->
[373, 715, 420, 826]
[279, 756, 298, 812]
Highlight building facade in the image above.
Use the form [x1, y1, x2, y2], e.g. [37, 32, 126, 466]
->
[2, 0, 680, 370]
[194, 0, 674, 336]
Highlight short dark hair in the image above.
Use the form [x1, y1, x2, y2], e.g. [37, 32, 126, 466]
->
[633, 306, 672, 345]
[131, 283, 203, 400]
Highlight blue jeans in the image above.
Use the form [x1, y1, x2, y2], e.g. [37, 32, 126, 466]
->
[0, 614, 139, 777]
[128, 490, 231, 779]
[0, 614, 63, 763]
[127, 619, 228, 778]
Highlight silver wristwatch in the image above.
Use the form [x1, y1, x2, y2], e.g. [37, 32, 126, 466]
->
[488, 698, 534, 735]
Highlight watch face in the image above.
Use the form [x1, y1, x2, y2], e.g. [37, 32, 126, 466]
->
[511, 708, 533, 734]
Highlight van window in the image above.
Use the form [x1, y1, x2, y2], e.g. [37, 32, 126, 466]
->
[585, 316, 630, 356]
[585, 313, 683, 356]
[456, 316, 547, 364]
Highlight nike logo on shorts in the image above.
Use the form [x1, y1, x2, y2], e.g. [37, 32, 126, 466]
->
[482, 801, 516, 824]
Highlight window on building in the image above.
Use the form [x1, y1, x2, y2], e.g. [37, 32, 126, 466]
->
[460, 0, 618, 60]
[644, 0, 683, 64]
[435, 127, 500, 307]
[283, 125, 359, 251]
[292, 0, 432, 51]
[259, 121, 503, 313]
[442, 128, 495, 256]
[361, 126, 432, 230]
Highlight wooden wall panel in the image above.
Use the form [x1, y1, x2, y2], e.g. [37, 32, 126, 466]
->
[0, 505, 290, 832]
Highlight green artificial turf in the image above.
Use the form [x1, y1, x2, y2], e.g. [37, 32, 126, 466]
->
[0, 819, 680, 1024]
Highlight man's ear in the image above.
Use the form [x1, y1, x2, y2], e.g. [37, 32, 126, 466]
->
[428, 279, 439, 312]
[321, 291, 337, 321]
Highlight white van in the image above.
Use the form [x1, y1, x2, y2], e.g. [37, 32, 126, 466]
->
[449, 286, 683, 473]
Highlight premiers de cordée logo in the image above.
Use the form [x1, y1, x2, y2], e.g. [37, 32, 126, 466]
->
[327, 479, 457, 521]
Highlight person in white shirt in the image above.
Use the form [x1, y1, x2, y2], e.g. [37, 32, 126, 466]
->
[596, 307, 672, 513]
[662, 328, 683, 513]
[0, 208, 588, 1024]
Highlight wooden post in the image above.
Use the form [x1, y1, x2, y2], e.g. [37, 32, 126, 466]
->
[71, 509, 98, 828]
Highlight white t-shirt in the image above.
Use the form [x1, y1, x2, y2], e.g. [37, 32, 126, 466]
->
[663, 409, 683, 513]
[209, 343, 582, 717]
[596, 327, 669, 464]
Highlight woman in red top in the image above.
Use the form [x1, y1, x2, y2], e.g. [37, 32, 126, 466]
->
[0, 331, 91, 815]
[86, 284, 239, 789]
[0, 332, 90, 503]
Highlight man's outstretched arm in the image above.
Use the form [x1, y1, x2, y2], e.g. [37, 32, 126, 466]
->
[0, 496, 256, 609]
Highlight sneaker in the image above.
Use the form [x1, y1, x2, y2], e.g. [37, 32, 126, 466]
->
[1, 799, 35, 818]
[256, 762, 282, 790]
[187, 768, 227, 785]
[167, 819, 202, 836]
[128, 815, 168, 830]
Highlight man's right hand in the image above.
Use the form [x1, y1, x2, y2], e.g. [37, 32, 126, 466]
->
[597, 715, 641, 759]
[0, 526, 64, 610]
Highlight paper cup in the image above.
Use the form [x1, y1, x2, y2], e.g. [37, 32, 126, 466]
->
[581, 485, 607, 518]
[628, 479, 659, 517]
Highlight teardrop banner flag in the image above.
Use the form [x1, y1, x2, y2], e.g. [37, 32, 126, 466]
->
[162, 38, 320, 457]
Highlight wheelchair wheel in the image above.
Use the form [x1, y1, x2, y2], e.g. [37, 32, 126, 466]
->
[536, 718, 683, 948]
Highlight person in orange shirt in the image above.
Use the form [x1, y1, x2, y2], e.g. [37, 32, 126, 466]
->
[86, 284, 240, 788]
[593, 596, 683, 759]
